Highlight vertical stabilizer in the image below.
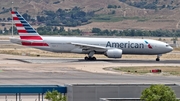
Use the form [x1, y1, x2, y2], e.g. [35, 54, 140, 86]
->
[11, 11, 43, 40]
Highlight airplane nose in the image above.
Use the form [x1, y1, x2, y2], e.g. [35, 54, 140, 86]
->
[169, 46, 173, 51]
[168, 46, 173, 52]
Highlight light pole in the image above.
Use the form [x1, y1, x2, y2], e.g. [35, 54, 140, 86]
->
[11, 1, 14, 37]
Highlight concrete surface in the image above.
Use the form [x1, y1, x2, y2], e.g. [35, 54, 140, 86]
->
[0, 54, 179, 85]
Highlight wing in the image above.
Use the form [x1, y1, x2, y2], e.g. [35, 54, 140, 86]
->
[69, 42, 108, 52]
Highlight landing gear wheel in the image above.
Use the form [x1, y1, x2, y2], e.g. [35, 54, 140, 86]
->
[92, 57, 96, 61]
[84, 56, 88, 60]
[84, 56, 97, 61]
[156, 58, 160, 61]
[84, 51, 97, 61]
[156, 54, 161, 61]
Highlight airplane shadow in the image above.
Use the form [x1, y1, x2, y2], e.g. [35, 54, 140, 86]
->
[4, 58, 180, 64]
[76, 59, 180, 64]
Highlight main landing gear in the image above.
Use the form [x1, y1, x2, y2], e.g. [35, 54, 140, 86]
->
[84, 56, 96, 61]
[84, 51, 96, 61]
[156, 54, 162, 61]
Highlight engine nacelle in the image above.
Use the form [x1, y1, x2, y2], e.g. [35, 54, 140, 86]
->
[105, 49, 122, 58]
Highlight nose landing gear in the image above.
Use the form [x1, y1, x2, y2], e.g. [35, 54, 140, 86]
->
[156, 54, 162, 61]
[156, 58, 160, 61]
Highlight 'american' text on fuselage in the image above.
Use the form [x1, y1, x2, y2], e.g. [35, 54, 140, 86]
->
[106, 41, 144, 49]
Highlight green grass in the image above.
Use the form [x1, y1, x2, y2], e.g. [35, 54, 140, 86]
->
[92, 15, 149, 22]
[109, 66, 180, 76]
[137, 18, 149, 22]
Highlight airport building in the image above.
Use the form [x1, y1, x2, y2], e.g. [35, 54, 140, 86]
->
[67, 84, 180, 101]
[0, 84, 180, 101]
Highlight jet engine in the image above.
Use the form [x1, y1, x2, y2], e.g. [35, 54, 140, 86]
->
[105, 49, 122, 58]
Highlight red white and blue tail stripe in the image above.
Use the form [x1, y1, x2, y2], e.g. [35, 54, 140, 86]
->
[11, 11, 49, 46]
[11, 11, 43, 40]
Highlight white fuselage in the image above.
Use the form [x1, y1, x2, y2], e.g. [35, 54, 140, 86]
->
[10, 10, 173, 59]
[25, 36, 173, 55]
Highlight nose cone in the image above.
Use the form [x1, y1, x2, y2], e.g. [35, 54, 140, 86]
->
[162, 43, 173, 53]
[169, 46, 173, 52]
[165, 45, 173, 53]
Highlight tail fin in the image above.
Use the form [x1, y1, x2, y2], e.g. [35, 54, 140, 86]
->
[11, 11, 43, 40]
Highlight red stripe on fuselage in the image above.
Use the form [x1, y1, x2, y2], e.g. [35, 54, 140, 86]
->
[20, 36, 43, 40]
[32, 42, 49, 46]
[21, 42, 49, 46]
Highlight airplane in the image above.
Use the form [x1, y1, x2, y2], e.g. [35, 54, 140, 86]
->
[10, 11, 173, 61]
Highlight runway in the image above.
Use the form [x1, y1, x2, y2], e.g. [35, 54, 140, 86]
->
[8, 58, 180, 64]
[0, 40, 11, 44]
[0, 54, 180, 85]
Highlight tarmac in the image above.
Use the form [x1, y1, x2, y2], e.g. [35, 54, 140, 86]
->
[0, 54, 179, 85]
[0, 40, 180, 101]
[0, 39, 180, 84]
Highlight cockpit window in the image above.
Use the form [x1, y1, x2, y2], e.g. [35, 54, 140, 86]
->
[166, 45, 169, 47]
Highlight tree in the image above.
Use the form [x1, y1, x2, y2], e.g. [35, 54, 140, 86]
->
[141, 84, 179, 101]
[45, 90, 66, 101]
[0, 30, 2, 34]
[7, 17, 12, 21]
[2, 7, 5, 10]
[59, 26, 65, 32]
[22, 13, 31, 21]
[1, 23, 5, 26]
[37, 16, 46, 22]
[53, 26, 59, 32]
[111, 10, 116, 14]
[3, 27, 8, 33]
[92, 28, 101, 33]
[171, 37, 178, 44]
[9, 26, 17, 34]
